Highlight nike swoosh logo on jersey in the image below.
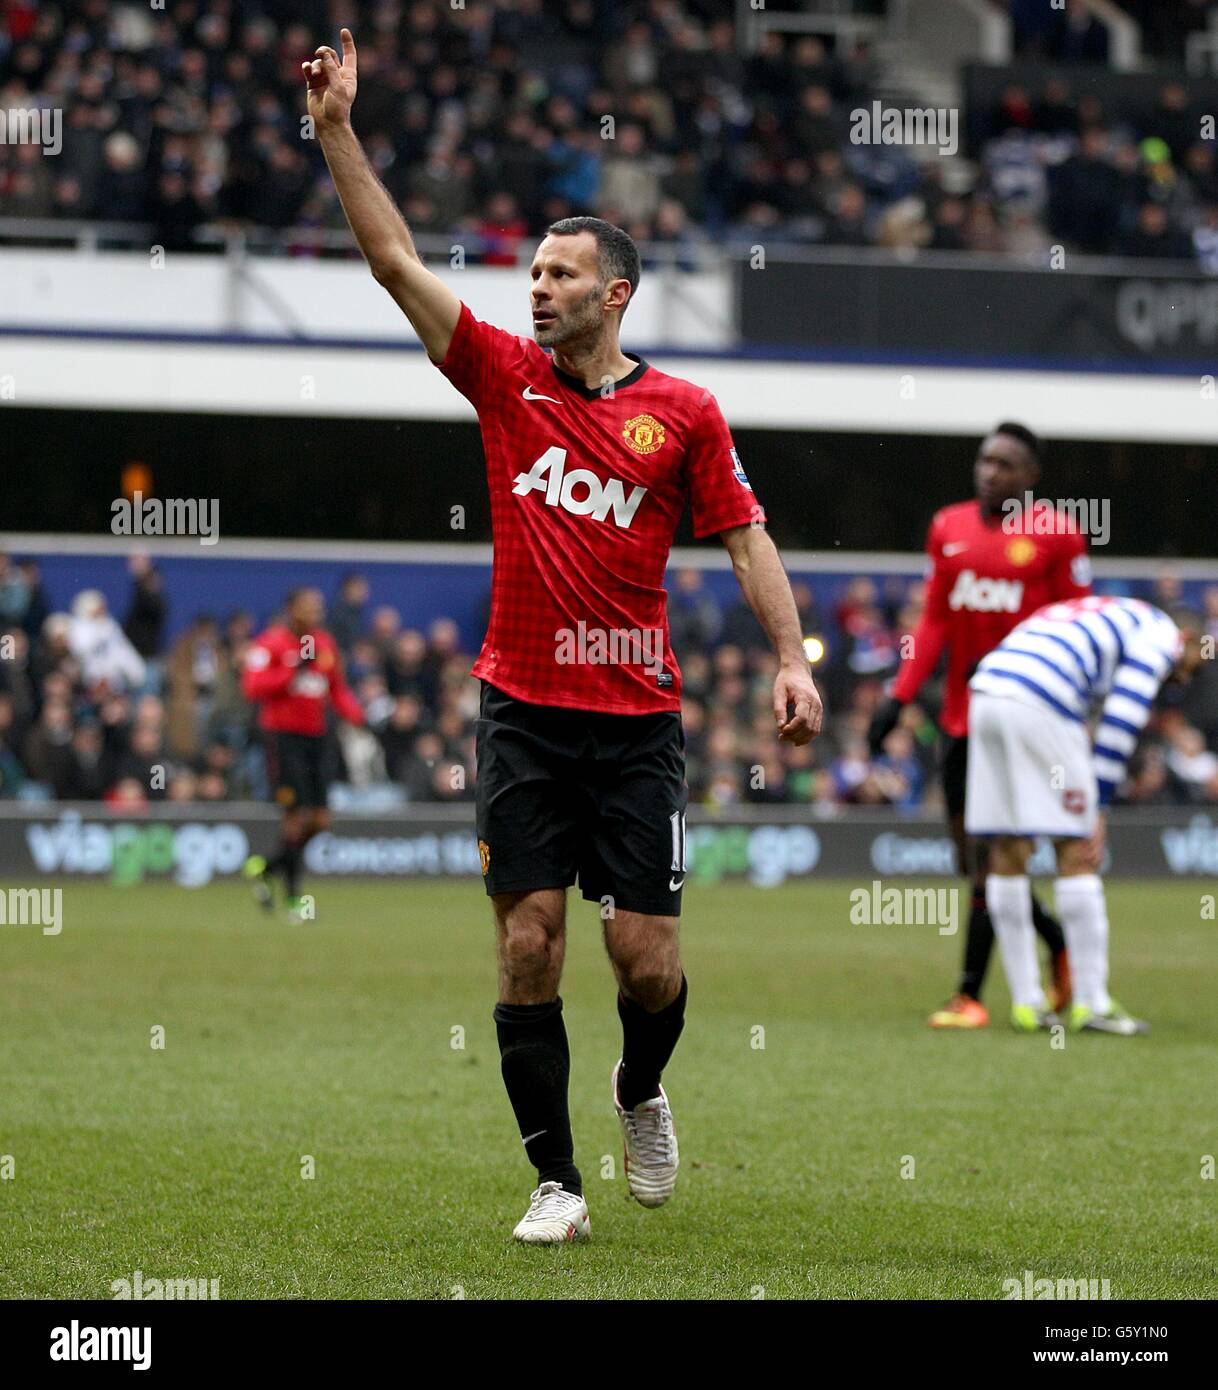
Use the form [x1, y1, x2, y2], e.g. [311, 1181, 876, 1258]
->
[523, 385, 562, 404]
[669, 876, 686, 891]
[942, 542, 969, 556]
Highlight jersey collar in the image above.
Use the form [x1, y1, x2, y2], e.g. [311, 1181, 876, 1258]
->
[549, 352, 649, 399]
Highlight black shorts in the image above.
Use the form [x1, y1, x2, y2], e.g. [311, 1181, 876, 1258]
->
[941, 734, 969, 819]
[264, 730, 333, 810]
[474, 681, 688, 917]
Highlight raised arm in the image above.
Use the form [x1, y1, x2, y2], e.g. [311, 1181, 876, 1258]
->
[303, 28, 461, 363]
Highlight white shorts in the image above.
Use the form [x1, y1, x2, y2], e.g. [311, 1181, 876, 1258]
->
[965, 691, 1097, 839]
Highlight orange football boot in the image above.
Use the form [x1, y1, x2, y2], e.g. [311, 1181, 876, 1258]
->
[927, 994, 990, 1029]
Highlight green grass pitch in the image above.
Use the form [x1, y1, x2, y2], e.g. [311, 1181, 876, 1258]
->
[1, 877, 1215, 1300]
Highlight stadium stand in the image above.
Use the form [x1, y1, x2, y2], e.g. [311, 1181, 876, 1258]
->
[3, 1, 1218, 268]
[1, 551, 1215, 811]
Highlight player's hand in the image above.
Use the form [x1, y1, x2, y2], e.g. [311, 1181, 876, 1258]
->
[302, 27, 358, 131]
[867, 695, 905, 757]
[1079, 812, 1107, 872]
[774, 662, 823, 745]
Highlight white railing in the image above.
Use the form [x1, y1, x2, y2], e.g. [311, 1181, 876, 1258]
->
[1085, 0, 1141, 72]
[1186, 10, 1218, 74]
[886, 0, 1011, 64]
[737, 0, 884, 54]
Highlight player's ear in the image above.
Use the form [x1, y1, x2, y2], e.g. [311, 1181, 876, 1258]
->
[606, 279, 630, 315]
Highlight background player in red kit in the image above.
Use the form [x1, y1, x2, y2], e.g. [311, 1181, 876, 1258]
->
[306, 29, 823, 1241]
[868, 424, 1092, 1028]
[241, 586, 364, 922]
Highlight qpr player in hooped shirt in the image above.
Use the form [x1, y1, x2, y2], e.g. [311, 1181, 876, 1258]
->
[867, 423, 1092, 1033]
[306, 27, 824, 1245]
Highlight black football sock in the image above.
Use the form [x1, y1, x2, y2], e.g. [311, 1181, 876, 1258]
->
[616, 974, 688, 1112]
[494, 999, 581, 1196]
[957, 889, 994, 1000]
[266, 841, 303, 896]
[1031, 893, 1067, 956]
[266, 834, 301, 878]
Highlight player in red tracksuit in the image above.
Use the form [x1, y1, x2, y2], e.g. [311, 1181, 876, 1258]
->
[868, 423, 1092, 1028]
[240, 586, 364, 921]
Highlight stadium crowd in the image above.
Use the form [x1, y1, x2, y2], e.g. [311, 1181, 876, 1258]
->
[1011, 1, 1217, 67]
[3, 1, 1218, 270]
[1, 552, 1216, 813]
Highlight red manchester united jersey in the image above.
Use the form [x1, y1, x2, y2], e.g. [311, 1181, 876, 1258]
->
[242, 626, 364, 735]
[891, 499, 1091, 737]
[433, 301, 763, 713]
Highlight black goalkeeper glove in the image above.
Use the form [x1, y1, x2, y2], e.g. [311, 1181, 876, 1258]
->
[867, 696, 905, 758]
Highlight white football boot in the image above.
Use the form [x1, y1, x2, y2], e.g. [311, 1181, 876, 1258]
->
[612, 1061, 679, 1208]
[512, 1181, 590, 1244]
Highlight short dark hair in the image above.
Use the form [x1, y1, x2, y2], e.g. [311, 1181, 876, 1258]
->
[993, 421, 1043, 467]
[544, 216, 641, 317]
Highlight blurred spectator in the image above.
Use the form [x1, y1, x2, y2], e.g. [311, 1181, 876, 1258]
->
[1048, 127, 1125, 254]
[1165, 723, 1218, 802]
[123, 555, 168, 661]
[1114, 201, 1194, 259]
[165, 615, 224, 760]
[1049, 0, 1110, 64]
[0, 554, 31, 629]
[668, 568, 723, 656]
[22, 699, 75, 789]
[67, 590, 146, 695]
[60, 721, 109, 800]
[330, 573, 370, 655]
[0, 694, 26, 798]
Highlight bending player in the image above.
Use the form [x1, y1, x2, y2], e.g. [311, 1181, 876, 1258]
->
[869, 424, 1090, 1028]
[966, 596, 1202, 1033]
[241, 587, 365, 922]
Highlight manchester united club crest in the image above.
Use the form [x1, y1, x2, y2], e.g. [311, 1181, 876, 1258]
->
[622, 414, 666, 454]
[478, 839, 491, 876]
[1005, 537, 1037, 567]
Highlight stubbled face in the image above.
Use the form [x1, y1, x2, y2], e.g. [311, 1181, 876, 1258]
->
[974, 433, 1038, 515]
[530, 232, 614, 349]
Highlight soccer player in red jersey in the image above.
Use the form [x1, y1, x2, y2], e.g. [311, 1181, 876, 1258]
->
[306, 31, 824, 1241]
[241, 587, 365, 922]
[868, 424, 1092, 1028]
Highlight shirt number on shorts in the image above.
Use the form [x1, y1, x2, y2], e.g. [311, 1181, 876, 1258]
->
[669, 811, 687, 873]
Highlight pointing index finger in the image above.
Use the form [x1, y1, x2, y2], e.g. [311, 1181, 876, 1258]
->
[340, 27, 358, 71]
